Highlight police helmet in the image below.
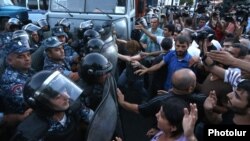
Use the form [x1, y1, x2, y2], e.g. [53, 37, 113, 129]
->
[7, 18, 22, 31]
[78, 20, 94, 39]
[37, 18, 49, 28]
[79, 20, 94, 30]
[23, 70, 83, 114]
[22, 23, 41, 34]
[43, 36, 63, 50]
[83, 29, 100, 45]
[57, 18, 71, 29]
[85, 38, 104, 54]
[79, 53, 112, 82]
[52, 26, 68, 38]
[101, 21, 113, 39]
[12, 30, 30, 48]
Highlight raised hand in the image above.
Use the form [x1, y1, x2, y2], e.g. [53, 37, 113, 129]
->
[183, 103, 198, 141]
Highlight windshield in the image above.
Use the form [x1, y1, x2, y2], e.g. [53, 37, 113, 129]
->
[0, 0, 14, 6]
[50, 0, 126, 14]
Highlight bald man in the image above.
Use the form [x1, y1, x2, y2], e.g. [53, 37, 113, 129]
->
[117, 68, 204, 117]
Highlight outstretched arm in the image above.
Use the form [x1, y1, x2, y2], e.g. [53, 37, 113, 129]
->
[117, 88, 139, 114]
[207, 50, 250, 73]
[135, 24, 157, 42]
[118, 53, 142, 62]
[135, 60, 165, 76]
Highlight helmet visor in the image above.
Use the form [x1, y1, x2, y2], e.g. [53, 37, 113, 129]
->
[35, 71, 83, 104]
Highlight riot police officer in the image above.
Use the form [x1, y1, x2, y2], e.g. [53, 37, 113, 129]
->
[56, 18, 73, 44]
[11, 70, 94, 141]
[0, 41, 34, 140]
[0, 32, 12, 76]
[37, 18, 52, 39]
[84, 38, 104, 55]
[78, 52, 112, 110]
[77, 52, 124, 141]
[22, 23, 42, 49]
[5, 18, 22, 32]
[78, 20, 94, 40]
[12, 30, 31, 49]
[94, 21, 118, 77]
[71, 22, 97, 57]
[43, 36, 80, 82]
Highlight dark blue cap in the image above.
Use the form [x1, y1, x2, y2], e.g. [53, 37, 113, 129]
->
[6, 41, 32, 55]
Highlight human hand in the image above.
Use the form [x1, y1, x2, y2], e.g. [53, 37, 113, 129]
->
[207, 50, 235, 66]
[146, 128, 159, 137]
[134, 68, 147, 76]
[183, 103, 198, 139]
[112, 137, 122, 141]
[69, 72, 80, 81]
[131, 60, 141, 68]
[135, 24, 144, 30]
[23, 108, 33, 117]
[203, 90, 217, 111]
[140, 52, 150, 58]
[117, 88, 125, 104]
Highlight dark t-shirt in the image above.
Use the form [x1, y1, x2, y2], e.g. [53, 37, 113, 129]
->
[138, 91, 206, 119]
[221, 110, 236, 125]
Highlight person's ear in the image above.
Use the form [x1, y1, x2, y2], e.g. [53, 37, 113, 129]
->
[188, 83, 195, 93]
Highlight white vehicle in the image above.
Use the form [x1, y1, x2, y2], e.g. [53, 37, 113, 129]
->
[25, 0, 48, 22]
[46, 0, 136, 39]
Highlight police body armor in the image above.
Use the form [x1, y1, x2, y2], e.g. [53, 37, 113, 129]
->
[11, 101, 85, 141]
[101, 35, 118, 76]
[95, 21, 118, 77]
[85, 76, 120, 141]
[79, 80, 104, 111]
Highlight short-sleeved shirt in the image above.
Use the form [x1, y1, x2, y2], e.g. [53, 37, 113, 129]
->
[140, 28, 164, 53]
[163, 51, 192, 90]
[224, 68, 242, 90]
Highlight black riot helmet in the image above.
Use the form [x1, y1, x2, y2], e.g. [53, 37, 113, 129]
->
[79, 53, 112, 84]
[85, 38, 104, 55]
[12, 30, 30, 48]
[23, 70, 83, 116]
[100, 20, 114, 40]
[78, 20, 94, 39]
[83, 29, 100, 45]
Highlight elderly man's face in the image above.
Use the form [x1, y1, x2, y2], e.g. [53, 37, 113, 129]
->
[150, 18, 159, 30]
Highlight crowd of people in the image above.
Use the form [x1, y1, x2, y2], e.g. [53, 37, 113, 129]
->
[0, 1, 250, 141]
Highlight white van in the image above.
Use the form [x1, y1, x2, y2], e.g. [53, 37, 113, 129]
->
[46, 0, 136, 39]
[25, 0, 49, 22]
